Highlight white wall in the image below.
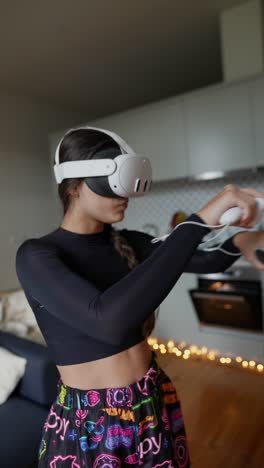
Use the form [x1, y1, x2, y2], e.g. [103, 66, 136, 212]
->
[0, 94, 85, 290]
[220, 0, 264, 82]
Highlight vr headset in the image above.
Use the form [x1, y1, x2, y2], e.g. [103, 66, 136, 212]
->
[53, 126, 153, 199]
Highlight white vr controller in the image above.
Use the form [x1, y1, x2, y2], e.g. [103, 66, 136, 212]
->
[219, 197, 264, 263]
[219, 197, 264, 226]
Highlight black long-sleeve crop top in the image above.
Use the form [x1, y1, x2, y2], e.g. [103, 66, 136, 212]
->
[15, 213, 241, 365]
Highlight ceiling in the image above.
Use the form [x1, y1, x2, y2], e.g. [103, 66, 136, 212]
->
[0, 0, 244, 118]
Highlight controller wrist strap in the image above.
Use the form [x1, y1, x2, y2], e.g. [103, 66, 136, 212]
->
[151, 220, 242, 257]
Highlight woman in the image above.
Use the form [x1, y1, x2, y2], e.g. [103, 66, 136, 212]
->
[15, 128, 264, 467]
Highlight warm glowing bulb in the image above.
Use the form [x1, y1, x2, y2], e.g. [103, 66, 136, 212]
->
[249, 361, 256, 367]
[220, 357, 226, 364]
[167, 340, 174, 348]
[242, 361, 248, 367]
[257, 364, 263, 372]
[207, 353, 215, 360]
[153, 343, 159, 350]
[236, 356, 242, 363]
[190, 345, 198, 352]
[225, 357, 231, 364]
[149, 337, 157, 345]
[160, 348, 166, 354]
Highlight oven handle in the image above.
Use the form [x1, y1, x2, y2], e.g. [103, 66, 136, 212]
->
[188, 289, 256, 303]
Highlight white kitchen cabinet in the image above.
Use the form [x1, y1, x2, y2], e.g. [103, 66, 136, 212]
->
[183, 81, 255, 176]
[86, 96, 188, 182]
[49, 76, 263, 183]
[249, 75, 264, 167]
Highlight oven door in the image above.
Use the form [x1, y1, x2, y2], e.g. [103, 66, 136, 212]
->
[188, 289, 262, 332]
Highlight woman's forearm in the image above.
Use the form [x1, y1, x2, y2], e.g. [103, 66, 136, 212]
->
[183, 233, 242, 274]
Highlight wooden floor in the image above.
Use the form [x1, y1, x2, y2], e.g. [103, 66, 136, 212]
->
[156, 352, 264, 468]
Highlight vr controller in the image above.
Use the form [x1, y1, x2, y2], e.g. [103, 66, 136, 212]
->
[219, 197, 264, 226]
[220, 197, 264, 263]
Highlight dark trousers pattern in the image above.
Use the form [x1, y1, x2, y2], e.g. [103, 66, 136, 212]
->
[38, 351, 191, 467]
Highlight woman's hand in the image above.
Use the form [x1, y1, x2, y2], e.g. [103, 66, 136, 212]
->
[233, 230, 264, 271]
[196, 184, 264, 229]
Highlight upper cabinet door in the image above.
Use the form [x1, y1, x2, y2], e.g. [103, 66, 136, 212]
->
[249, 76, 264, 167]
[87, 96, 188, 182]
[183, 82, 255, 176]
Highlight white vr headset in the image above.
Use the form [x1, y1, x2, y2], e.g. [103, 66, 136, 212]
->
[53, 126, 153, 199]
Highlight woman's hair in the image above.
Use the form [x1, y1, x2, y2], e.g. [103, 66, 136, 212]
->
[55, 128, 159, 339]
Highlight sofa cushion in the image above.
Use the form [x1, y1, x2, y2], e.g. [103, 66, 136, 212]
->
[0, 346, 27, 404]
[0, 394, 49, 468]
[0, 331, 59, 406]
[0, 288, 46, 345]
[2, 288, 37, 327]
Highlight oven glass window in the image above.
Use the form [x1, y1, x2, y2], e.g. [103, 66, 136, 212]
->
[189, 290, 262, 332]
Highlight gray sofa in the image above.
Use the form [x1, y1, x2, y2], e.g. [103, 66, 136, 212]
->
[0, 330, 59, 468]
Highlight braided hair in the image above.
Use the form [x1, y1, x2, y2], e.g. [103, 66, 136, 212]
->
[109, 227, 158, 338]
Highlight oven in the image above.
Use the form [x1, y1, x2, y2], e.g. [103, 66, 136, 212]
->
[188, 265, 263, 333]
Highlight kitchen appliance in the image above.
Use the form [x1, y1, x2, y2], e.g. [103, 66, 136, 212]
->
[188, 260, 263, 334]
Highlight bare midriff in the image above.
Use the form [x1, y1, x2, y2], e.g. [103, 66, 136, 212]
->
[56, 338, 152, 390]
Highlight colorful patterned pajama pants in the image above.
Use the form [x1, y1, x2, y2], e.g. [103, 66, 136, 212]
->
[38, 350, 191, 467]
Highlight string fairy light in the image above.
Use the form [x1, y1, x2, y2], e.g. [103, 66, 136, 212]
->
[147, 336, 264, 374]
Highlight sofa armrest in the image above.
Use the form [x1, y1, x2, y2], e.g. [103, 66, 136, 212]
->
[0, 330, 59, 407]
